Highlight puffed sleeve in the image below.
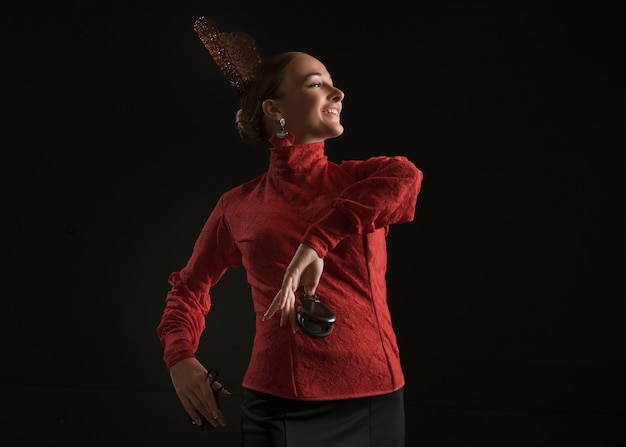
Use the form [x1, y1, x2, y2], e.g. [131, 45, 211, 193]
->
[156, 196, 242, 369]
[301, 155, 422, 258]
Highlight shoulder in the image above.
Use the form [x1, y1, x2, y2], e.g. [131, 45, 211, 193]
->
[338, 155, 420, 177]
[221, 173, 267, 203]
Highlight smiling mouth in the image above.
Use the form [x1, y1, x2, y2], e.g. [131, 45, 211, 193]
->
[323, 109, 340, 116]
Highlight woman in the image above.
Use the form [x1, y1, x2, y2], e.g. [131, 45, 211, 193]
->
[157, 17, 423, 447]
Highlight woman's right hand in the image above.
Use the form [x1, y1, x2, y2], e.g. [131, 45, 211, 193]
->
[263, 243, 324, 332]
[169, 357, 230, 428]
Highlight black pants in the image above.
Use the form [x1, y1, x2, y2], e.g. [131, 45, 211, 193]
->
[241, 387, 405, 447]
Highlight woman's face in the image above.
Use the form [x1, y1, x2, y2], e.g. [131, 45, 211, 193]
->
[269, 53, 345, 144]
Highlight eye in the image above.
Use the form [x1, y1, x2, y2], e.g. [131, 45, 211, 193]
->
[307, 82, 322, 88]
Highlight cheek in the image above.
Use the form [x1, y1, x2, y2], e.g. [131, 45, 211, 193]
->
[285, 95, 321, 127]
[290, 103, 316, 125]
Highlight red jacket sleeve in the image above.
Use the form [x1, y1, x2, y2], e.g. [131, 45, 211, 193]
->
[301, 155, 423, 258]
[156, 196, 242, 369]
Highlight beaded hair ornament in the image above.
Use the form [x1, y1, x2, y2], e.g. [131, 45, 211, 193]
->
[193, 16, 263, 94]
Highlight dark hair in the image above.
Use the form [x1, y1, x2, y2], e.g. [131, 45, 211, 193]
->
[236, 51, 303, 144]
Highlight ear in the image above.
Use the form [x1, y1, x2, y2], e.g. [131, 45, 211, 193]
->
[262, 99, 282, 120]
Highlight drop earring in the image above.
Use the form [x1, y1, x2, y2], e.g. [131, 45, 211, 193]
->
[276, 117, 287, 139]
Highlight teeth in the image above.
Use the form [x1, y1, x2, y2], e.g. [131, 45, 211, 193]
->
[324, 109, 339, 115]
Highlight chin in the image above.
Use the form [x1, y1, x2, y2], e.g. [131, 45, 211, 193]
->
[304, 126, 344, 143]
[329, 125, 344, 138]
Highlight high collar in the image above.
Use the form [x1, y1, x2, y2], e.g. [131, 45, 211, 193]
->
[267, 135, 327, 175]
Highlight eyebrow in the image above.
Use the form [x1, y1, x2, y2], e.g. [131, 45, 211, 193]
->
[303, 72, 333, 81]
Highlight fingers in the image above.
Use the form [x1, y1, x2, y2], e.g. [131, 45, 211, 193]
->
[204, 374, 229, 427]
[279, 296, 290, 327]
[263, 244, 324, 329]
[182, 394, 212, 427]
[182, 379, 228, 429]
[289, 299, 299, 333]
[210, 379, 231, 398]
[280, 291, 296, 331]
[263, 284, 295, 321]
[262, 291, 284, 321]
[193, 393, 221, 426]
[170, 359, 230, 431]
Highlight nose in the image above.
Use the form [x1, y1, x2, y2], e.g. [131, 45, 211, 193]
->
[329, 85, 344, 102]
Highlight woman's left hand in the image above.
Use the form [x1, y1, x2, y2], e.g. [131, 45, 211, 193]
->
[262, 243, 323, 332]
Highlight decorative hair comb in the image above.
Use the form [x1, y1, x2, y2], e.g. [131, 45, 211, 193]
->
[193, 16, 263, 94]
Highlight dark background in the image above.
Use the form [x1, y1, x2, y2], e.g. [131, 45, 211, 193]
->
[3, 0, 625, 445]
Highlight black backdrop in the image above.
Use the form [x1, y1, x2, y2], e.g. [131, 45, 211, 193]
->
[4, 1, 625, 445]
